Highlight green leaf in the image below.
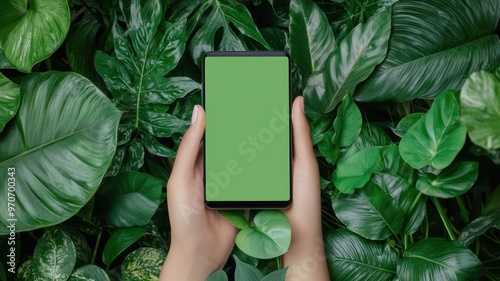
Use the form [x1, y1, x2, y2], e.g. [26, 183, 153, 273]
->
[333, 94, 362, 147]
[398, 238, 484, 280]
[32, 228, 76, 281]
[416, 162, 478, 198]
[318, 130, 340, 164]
[310, 112, 333, 145]
[0, 72, 121, 234]
[205, 269, 229, 281]
[0, 73, 20, 132]
[305, 10, 391, 117]
[289, 0, 335, 80]
[65, 228, 92, 266]
[325, 229, 398, 281]
[236, 211, 291, 259]
[379, 145, 415, 181]
[355, 0, 500, 101]
[189, 0, 270, 66]
[458, 210, 500, 246]
[261, 269, 288, 281]
[399, 91, 467, 169]
[460, 70, 500, 150]
[95, 0, 197, 166]
[219, 210, 249, 229]
[332, 181, 404, 240]
[69, 265, 110, 281]
[102, 227, 146, 268]
[339, 124, 392, 163]
[332, 148, 382, 194]
[234, 255, 264, 281]
[0, 0, 70, 72]
[483, 185, 500, 215]
[96, 171, 162, 227]
[16, 260, 35, 281]
[121, 247, 166, 281]
[391, 113, 424, 138]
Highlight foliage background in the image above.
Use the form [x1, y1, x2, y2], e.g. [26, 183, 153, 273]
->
[0, 0, 499, 280]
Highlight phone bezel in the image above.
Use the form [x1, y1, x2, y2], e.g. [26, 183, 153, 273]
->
[202, 51, 293, 209]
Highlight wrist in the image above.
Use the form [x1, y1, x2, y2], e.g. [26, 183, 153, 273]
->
[160, 244, 221, 281]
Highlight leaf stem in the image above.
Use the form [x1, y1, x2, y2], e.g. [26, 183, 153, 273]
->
[403, 235, 408, 250]
[407, 191, 423, 215]
[92, 230, 103, 264]
[276, 256, 281, 269]
[456, 196, 470, 224]
[431, 197, 456, 240]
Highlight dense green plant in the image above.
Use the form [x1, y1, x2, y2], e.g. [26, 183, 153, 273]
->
[0, 0, 499, 280]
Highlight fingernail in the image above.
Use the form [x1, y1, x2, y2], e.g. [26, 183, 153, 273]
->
[300, 96, 305, 113]
[191, 105, 199, 124]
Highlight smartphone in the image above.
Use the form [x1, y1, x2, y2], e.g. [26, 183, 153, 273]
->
[203, 51, 292, 209]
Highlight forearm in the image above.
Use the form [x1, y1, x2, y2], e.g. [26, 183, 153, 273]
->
[282, 231, 329, 281]
[159, 245, 220, 281]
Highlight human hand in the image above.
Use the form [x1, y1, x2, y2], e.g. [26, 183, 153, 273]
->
[160, 105, 237, 281]
[282, 96, 329, 280]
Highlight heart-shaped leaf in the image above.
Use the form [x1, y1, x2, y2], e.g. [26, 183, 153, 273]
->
[121, 247, 166, 281]
[102, 227, 146, 268]
[459, 210, 500, 246]
[0, 73, 20, 132]
[391, 113, 424, 138]
[0, 71, 121, 234]
[306, 10, 391, 118]
[325, 229, 398, 281]
[355, 0, 500, 101]
[398, 238, 484, 280]
[416, 161, 478, 198]
[236, 211, 291, 259]
[289, 0, 335, 81]
[189, 0, 270, 66]
[32, 228, 76, 281]
[339, 124, 392, 164]
[332, 148, 382, 194]
[318, 130, 340, 165]
[332, 181, 404, 240]
[69, 265, 110, 281]
[460, 70, 500, 150]
[0, 0, 70, 72]
[400, 91, 467, 169]
[96, 171, 163, 227]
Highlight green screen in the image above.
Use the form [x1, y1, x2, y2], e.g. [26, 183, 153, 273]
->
[204, 55, 290, 202]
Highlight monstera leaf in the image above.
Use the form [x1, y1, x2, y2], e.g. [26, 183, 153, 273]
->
[355, 0, 500, 101]
[95, 0, 199, 172]
[0, 0, 70, 72]
[189, 0, 270, 66]
[0, 72, 121, 234]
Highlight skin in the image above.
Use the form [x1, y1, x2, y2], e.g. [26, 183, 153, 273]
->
[159, 96, 329, 280]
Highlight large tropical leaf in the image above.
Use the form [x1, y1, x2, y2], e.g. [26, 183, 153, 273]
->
[0, 73, 20, 132]
[397, 238, 484, 280]
[102, 227, 146, 268]
[305, 10, 391, 118]
[189, 0, 270, 66]
[339, 124, 392, 164]
[332, 148, 382, 194]
[399, 91, 466, 169]
[325, 229, 398, 281]
[355, 0, 500, 101]
[95, 0, 198, 171]
[460, 70, 500, 150]
[69, 265, 110, 281]
[95, 171, 163, 227]
[332, 181, 404, 240]
[234, 255, 264, 281]
[289, 0, 335, 81]
[0, 0, 70, 72]
[0, 72, 121, 234]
